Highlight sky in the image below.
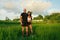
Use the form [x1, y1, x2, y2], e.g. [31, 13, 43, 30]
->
[0, 0, 60, 20]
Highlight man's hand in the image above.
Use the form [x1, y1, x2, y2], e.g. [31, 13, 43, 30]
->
[21, 22, 22, 25]
[20, 20, 22, 25]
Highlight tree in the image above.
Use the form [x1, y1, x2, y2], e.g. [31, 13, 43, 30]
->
[13, 18, 20, 22]
[5, 17, 11, 21]
[33, 15, 43, 20]
[44, 13, 60, 23]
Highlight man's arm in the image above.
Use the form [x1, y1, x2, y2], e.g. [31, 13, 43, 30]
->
[20, 16, 22, 24]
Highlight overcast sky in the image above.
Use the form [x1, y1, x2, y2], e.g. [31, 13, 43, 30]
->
[0, 0, 60, 20]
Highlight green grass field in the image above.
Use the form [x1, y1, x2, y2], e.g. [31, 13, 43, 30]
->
[0, 22, 60, 40]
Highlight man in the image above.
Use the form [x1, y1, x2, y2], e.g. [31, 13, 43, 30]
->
[20, 9, 28, 37]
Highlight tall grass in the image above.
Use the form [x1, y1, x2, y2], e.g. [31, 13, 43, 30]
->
[0, 22, 60, 40]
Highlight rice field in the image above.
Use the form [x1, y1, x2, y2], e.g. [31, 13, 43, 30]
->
[0, 22, 60, 40]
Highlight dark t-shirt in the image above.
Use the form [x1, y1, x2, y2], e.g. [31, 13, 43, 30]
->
[21, 13, 28, 22]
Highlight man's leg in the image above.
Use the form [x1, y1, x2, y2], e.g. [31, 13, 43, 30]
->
[22, 26, 24, 36]
[26, 26, 28, 36]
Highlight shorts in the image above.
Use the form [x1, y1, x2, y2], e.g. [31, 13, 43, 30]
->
[28, 22, 31, 25]
[22, 21, 28, 26]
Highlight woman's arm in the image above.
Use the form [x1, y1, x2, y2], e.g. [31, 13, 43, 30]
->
[31, 16, 32, 20]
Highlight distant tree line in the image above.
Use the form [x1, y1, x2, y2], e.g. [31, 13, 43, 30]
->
[0, 13, 60, 23]
[33, 13, 60, 23]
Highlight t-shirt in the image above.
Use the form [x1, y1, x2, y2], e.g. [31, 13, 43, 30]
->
[21, 13, 28, 22]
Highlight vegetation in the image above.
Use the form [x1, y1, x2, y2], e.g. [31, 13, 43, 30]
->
[0, 21, 60, 40]
[33, 13, 60, 23]
[44, 13, 60, 20]
[44, 13, 60, 23]
[13, 18, 20, 22]
[33, 15, 43, 20]
[5, 17, 11, 21]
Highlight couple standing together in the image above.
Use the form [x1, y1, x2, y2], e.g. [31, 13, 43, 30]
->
[20, 9, 33, 36]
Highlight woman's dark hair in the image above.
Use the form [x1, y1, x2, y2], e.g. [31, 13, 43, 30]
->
[28, 11, 32, 17]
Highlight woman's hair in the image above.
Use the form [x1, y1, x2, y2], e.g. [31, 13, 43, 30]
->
[28, 11, 32, 17]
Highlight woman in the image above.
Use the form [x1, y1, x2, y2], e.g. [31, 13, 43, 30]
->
[27, 11, 33, 34]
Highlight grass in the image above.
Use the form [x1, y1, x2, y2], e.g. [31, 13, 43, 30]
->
[0, 22, 60, 40]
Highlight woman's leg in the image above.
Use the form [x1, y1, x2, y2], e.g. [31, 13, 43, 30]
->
[29, 24, 33, 34]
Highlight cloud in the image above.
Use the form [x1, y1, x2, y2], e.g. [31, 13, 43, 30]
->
[4, 2, 15, 9]
[47, 8, 60, 15]
[18, 0, 52, 16]
[0, 0, 52, 12]
[0, 0, 52, 19]
[25, 1, 52, 15]
[0, 9, 19, 20]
